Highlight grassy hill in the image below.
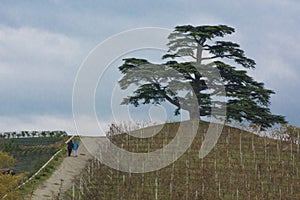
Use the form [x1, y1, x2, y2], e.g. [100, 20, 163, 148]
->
[70, 121, 300, 199]
[0, 136, 67, 175]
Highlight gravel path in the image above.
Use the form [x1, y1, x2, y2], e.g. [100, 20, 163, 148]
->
[30, 137, 96, 200]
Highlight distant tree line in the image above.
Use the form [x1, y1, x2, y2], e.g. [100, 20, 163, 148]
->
[0, 131, 68, 139]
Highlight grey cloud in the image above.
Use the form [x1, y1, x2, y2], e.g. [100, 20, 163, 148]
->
[0, 0, 299, 131]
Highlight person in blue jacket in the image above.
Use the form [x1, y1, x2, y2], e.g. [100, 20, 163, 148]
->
[73, 140, 79, 157]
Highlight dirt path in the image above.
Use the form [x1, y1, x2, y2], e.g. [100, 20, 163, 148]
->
[30, 137, 96, 200]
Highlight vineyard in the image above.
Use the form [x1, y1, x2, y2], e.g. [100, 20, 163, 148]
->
[0, 132, 67, 175]
[68, 121, 300, 199]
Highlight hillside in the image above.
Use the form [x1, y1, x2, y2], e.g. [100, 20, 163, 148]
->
[0, 134, 69, 199]
[69, 121, 300, 199]
[0, 136, 67, 175]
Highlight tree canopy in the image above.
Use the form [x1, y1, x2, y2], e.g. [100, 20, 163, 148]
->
[118, 25, 286, 129]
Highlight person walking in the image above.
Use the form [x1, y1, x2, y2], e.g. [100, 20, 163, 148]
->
[73, 140, 79, 157]
[67, 139, 73, 157]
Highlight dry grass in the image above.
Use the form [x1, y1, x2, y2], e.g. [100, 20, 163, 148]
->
[69, 121, 300, 199]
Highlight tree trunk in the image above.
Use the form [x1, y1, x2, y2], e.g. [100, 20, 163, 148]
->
[188, 109, 199, 120]
[196, 44, 203, 64]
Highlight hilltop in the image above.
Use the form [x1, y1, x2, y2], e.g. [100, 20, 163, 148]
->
[67, 121, 300, 199]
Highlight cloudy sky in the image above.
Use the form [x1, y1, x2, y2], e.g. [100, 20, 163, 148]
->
[0, 0, 299, 135]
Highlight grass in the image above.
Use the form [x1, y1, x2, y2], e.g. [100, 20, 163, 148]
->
[70, 121, 300, 199]
[0, 136, 71, 199]
[0, 137, 66, 175]
[10, 137, 65, 147]
[17, 146, 68, 199]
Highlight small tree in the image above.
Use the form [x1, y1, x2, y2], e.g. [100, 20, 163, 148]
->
[11, 132, 16, 139]
[40, 131, 46, 137]
[49, 131, 55, 137]
[31, 131, 38, 137]
[25, 131, 30, 137]
[4, 132, 10, 139]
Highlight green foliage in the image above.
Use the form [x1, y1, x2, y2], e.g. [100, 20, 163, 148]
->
[0, 151, 23, 200]
[0, 151, 15, 169]
[4, 136, 70, 199]
[0, 137, 66, 175]
[118, 24, 286, 128]
[0, 131, 67, 139]
[10, 137, 64, 146]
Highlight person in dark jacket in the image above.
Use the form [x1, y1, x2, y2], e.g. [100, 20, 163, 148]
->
[67, 140, 73, 156]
